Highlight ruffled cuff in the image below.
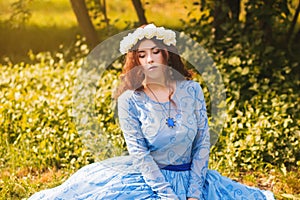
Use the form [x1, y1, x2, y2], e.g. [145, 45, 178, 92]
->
[187, 187, 204, 200]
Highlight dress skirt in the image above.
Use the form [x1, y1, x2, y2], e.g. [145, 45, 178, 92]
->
[29, 156, 275, 200]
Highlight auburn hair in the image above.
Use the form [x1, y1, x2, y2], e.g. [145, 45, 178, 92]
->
[113, 38, 192, 99]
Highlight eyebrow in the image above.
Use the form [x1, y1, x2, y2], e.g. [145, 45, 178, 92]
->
[137, 46, 158, 53]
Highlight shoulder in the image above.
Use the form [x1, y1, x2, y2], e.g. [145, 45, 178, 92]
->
[118, 90, 134, 102]
[117, 89, 145, 105]
[177, 80, 204, 100]
[177, 80, 202, 90]
[117, 90, 146, 117]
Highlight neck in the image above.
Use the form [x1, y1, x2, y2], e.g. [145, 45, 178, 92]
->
[145, 83, 169, 91]
[144, 77, 167, 88]
[144, 80, 175, 103]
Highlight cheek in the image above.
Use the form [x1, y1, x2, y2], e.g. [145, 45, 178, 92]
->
[156, 54, 166, 64]
[138, 57, 146, 65]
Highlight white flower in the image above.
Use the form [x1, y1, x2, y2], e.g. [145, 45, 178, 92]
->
[135, 28, 145, 40]
[119, 24, 177, 54]
[144, 24, 156, 29]
[156, 27, 166, 40]
[163, 30, 176, 46]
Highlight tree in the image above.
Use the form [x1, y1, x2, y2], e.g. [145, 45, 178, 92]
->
[226, 0, 241, 21]
[212, 0, 230, 40]
[131, 0, 148, 26]
[69, 0, 147, 48]
[98, 0, 109, 27]
[70, 0, 99, 48]
[287, 0, 300, 44]
[210, 0, 241, 40]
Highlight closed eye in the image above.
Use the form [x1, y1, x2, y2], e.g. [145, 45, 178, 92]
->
[138, 52, 145, 58]
[152, 48, 161, 54]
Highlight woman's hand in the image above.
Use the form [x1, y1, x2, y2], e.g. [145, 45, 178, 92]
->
[187, 198, 198, 200]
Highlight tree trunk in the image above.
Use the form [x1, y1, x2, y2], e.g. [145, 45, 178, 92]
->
[287, 0, 300, 43]
[70, 0, 99, 48]
[226, 0, 240, 21]
[213, 0, 229, 40]
[99, 0, 109, 27]
[260, 0, 273, 45]
[131, 0, 147, 26]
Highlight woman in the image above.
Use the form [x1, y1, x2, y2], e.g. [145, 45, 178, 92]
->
[29, 24, 275, 200]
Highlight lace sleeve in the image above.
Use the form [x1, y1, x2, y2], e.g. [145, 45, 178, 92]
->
[118, 91, 179, 200]
[187, 83, 210, 199]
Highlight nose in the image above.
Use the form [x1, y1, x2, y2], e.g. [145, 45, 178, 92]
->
[146, 53, 154, 64]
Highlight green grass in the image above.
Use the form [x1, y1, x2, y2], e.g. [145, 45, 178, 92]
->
[0, 1, 300, 200]
[1, 159, 299, 199]
[0, 0, 77, 27]
[0, 0, 79, 62]
[221, 167, 300, 200]
[0, 167, 74, 199]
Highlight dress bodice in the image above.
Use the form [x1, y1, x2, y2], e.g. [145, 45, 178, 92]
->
[128, 80, 202, 166]
[118, 80, 210, 199]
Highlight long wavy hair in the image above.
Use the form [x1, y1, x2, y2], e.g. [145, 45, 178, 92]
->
[114, 37, 192, 99]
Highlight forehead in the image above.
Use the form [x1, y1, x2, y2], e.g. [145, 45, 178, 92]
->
[138, 39, 157, 50]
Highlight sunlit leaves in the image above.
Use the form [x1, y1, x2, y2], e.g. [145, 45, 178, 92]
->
[181, 0, 300, 172]
[0, 52, 93, 171]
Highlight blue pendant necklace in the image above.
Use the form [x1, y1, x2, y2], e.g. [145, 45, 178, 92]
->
[147, 85, 176, 128]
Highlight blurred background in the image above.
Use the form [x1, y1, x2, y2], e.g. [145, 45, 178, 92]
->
[0, 0, 195, 62]
[0, 0, 299, 199]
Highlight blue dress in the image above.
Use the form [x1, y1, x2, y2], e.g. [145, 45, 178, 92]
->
[29, 80, 275, 200]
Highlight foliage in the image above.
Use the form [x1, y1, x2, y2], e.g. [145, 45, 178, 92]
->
[86, 0, 111, 29]
[0, 50, 94, 171]
[1, 37, 299, 199]
[180, 0, 300, 172]
[1, 0, 300, 199]
[6, 0, 33, 28]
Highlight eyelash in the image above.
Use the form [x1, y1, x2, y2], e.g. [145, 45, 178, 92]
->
[153, 49, 160, 54]
[138, 54, 145, 58]
[138, 49, 161, 58]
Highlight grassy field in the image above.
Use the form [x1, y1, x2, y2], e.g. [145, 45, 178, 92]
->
[0, 0, 300, 199]
[1, 158, 299, 199]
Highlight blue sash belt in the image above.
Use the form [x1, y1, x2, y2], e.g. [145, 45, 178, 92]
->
[162, 163, 191, 171]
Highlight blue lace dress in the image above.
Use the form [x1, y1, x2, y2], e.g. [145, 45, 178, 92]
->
[29, 80, 275, 200]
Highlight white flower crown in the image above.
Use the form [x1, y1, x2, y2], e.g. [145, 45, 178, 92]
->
[119, 24, 177, 54]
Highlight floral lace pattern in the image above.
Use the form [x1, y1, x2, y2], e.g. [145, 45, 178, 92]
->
[28, 81, 275, 200]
